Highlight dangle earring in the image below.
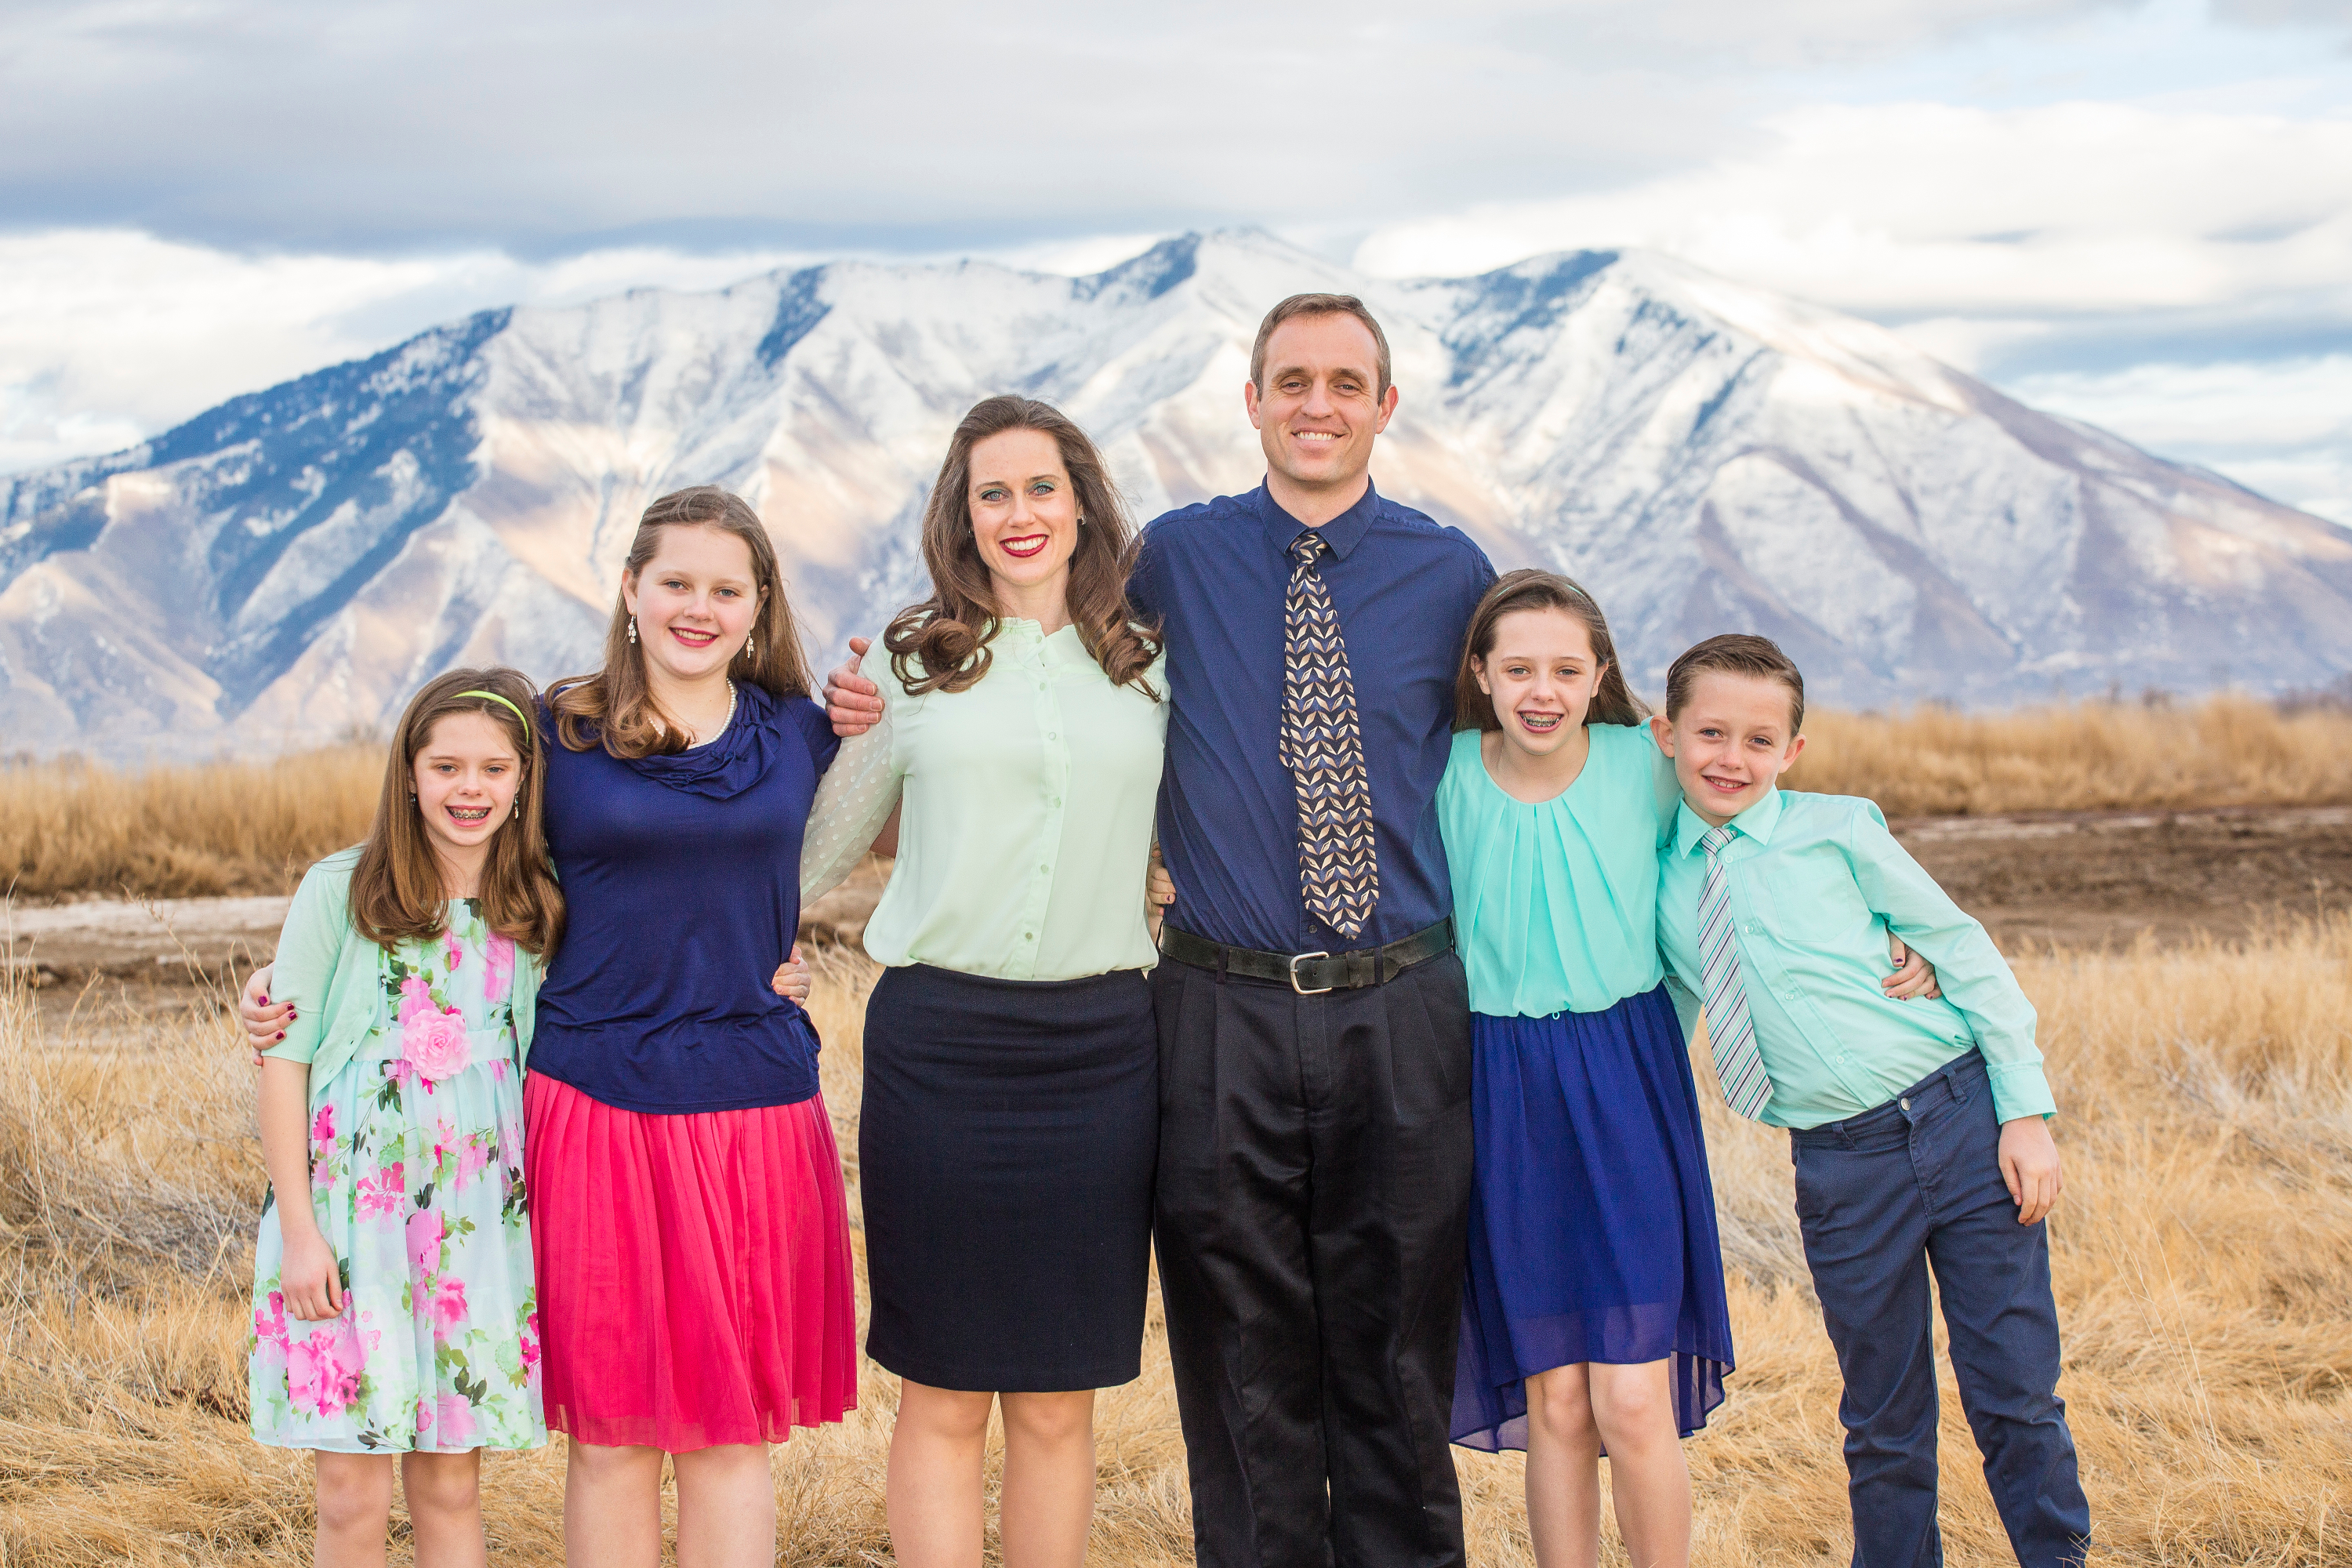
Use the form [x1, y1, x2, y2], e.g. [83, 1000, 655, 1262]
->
[746, 633, 756, 659]
[627, 615, 638, 645]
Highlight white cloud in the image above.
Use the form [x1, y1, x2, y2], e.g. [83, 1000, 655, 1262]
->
[1354, 100, 2352, 324]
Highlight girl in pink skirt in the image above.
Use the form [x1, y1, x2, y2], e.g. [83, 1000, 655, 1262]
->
[249, 486, 851, 1566]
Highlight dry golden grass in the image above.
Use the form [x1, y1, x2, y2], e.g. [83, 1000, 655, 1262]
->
[9, 695, 2352, 909]
[1787, 696, 2352, 818]
[5, 925, 2352, 1563]
[0, 746, 384, 903]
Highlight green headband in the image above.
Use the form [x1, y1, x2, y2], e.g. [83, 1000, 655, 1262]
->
[456, 689, 534, 745]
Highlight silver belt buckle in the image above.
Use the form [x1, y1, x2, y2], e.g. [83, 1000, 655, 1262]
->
[1289, 950, 1333, 996]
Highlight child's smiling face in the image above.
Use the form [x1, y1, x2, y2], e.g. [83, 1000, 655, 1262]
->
[1652, 670, 1808, 826]
[412, 710, 521, 863]
[1473, 608, 1606, 757]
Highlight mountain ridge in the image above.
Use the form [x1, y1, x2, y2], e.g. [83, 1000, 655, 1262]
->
[5, 229, 2349, 757]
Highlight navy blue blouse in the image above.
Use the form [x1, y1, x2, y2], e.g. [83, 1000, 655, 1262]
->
[529, 682, 840, 1114]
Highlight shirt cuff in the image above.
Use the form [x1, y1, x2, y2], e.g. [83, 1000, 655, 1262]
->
[1985, 1058, 2058, 1123]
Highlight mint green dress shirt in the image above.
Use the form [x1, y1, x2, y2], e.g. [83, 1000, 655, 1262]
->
[800, 622, 1168, 981]
[1654, 787, 2056, 1129]
[1438, 724, 1682, 1018]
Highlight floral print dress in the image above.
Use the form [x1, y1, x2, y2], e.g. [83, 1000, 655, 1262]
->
[249, 903, 544, 1453]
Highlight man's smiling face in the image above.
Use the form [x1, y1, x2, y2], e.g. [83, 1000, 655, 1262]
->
[1246, 312, 1398, 501]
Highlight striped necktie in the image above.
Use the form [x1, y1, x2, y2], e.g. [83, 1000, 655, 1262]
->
[1279, 529, 1379, 942]
[1699, 825, 1773, 1120]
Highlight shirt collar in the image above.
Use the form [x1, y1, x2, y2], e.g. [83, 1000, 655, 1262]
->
[1673, 786, 1787, 857]
[1255, 477, 1381, 561]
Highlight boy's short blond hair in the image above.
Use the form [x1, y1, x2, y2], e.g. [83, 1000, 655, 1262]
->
[1664, 633, 1806, 733]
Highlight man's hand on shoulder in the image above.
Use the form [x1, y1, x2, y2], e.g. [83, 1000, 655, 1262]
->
[826, 637, 884, 737]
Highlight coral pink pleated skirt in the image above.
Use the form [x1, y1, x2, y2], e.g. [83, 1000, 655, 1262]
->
[524, 1072, 858, 1451]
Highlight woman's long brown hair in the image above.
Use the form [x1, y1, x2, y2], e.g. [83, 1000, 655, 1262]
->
[550, 486, 816, 757]
[884, 395, 1160, 697]
[349, 666, 565, 956]
[1453, 568, 1648, 731]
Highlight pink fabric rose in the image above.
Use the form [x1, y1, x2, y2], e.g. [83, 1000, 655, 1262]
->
[430, 1276, 469, 1337]
[253, 1290, 289, 1350]
[397, 975, 434, 1025]
[405, 1208, 444, 1277]
[355, 1163, 405, 1218]
[403, 1007, 470, 1083]
[484, 933, 514, 1004]
[434, 1392, 477, 1447]
[287, 1323, 362, 1417]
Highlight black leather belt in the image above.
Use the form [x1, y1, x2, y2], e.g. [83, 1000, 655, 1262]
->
[1159, 919, 1454, 995]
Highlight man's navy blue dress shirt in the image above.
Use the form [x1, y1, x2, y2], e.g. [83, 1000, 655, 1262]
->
[1130, 481, 1496, 955]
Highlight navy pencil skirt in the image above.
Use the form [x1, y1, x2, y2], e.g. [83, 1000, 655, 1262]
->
[860, 963, 1158, 1392]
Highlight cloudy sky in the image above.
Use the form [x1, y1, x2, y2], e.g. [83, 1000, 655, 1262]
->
[5, 0, 2349, 521]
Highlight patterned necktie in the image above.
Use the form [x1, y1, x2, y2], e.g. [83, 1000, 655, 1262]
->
[1279, 530, 1379, 942]
[1699, 826, 1773, 1120]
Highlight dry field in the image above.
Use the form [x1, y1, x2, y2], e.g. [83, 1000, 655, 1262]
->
[1786, 695, 2352, 818]
[4, 920, 2351, 1566]
[5, 696, 2351, 904]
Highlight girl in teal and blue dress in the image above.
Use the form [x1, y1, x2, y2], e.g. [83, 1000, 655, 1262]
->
[249, 667, 563, 1568]
[1441, 570, 1728, 1568]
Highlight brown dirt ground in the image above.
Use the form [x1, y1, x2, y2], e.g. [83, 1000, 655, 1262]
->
[1892, 803, 2352, 950]
[10, 809, 2347, 1035]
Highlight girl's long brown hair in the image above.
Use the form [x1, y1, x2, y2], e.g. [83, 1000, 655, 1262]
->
[884, 395, 1160, 697]
[550, 486, 817, 757]
[1454, 568, 1648, 731]
[349, 666, 565, 956]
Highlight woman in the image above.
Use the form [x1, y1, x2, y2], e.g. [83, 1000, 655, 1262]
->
[245, 486, 850, 1568]
[800, 394, 1165, 1568]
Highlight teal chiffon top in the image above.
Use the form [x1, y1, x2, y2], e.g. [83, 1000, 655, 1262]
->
[1437, 723, 1682, 1018]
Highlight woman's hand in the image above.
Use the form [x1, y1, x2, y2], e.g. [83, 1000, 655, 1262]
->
[1881, 935, 1943, 1001]
[280, 1225, 345, 1322]
[239, 962, 292, 1066]
[771, 944, 812, 1004]
[1145, 848, 1174, 944]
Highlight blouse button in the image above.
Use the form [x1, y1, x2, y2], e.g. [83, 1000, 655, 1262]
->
[1049, 796, 1062, 807]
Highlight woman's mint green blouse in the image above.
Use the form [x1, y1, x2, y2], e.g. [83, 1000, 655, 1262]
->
[260, 847, 543, 1100]
[800, 621, 1168, 981]
[1438, 723, 1682, 1018]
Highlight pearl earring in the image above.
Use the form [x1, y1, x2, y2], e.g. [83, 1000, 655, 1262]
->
[627, 615, 637, 644]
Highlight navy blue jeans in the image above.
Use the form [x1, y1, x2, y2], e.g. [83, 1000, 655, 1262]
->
[1791, 1053, 2091, 1568]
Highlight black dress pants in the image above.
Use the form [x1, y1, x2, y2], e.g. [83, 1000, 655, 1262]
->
[1152, 951, 1475, 1568]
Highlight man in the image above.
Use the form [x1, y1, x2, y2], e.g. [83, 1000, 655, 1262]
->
[829, 294, 1495, 1568]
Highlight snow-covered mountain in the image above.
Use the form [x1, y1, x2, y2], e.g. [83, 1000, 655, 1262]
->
[7, 229, 2350, 757]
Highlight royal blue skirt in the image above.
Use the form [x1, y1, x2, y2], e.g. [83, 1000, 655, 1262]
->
[1451, 984, 1735, 1451]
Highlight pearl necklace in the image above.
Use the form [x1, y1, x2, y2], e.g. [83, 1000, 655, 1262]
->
[684, 681, 738, 750]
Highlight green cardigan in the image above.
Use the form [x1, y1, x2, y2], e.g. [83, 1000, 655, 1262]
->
[259, 847, 543, 1098]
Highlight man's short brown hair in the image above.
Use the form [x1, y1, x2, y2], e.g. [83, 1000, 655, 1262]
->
[1250, 293, 1393, 399]
[1664, 633, 1807, 734]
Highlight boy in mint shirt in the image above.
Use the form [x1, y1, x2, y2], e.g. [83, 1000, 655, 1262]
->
[1650, 633, 2089, 1568]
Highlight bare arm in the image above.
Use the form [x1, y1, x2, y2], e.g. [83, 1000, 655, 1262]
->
[258, 1058, 342, 1321]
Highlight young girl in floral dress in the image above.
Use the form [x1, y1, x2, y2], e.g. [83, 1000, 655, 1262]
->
[249, 666, 563, 1567]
